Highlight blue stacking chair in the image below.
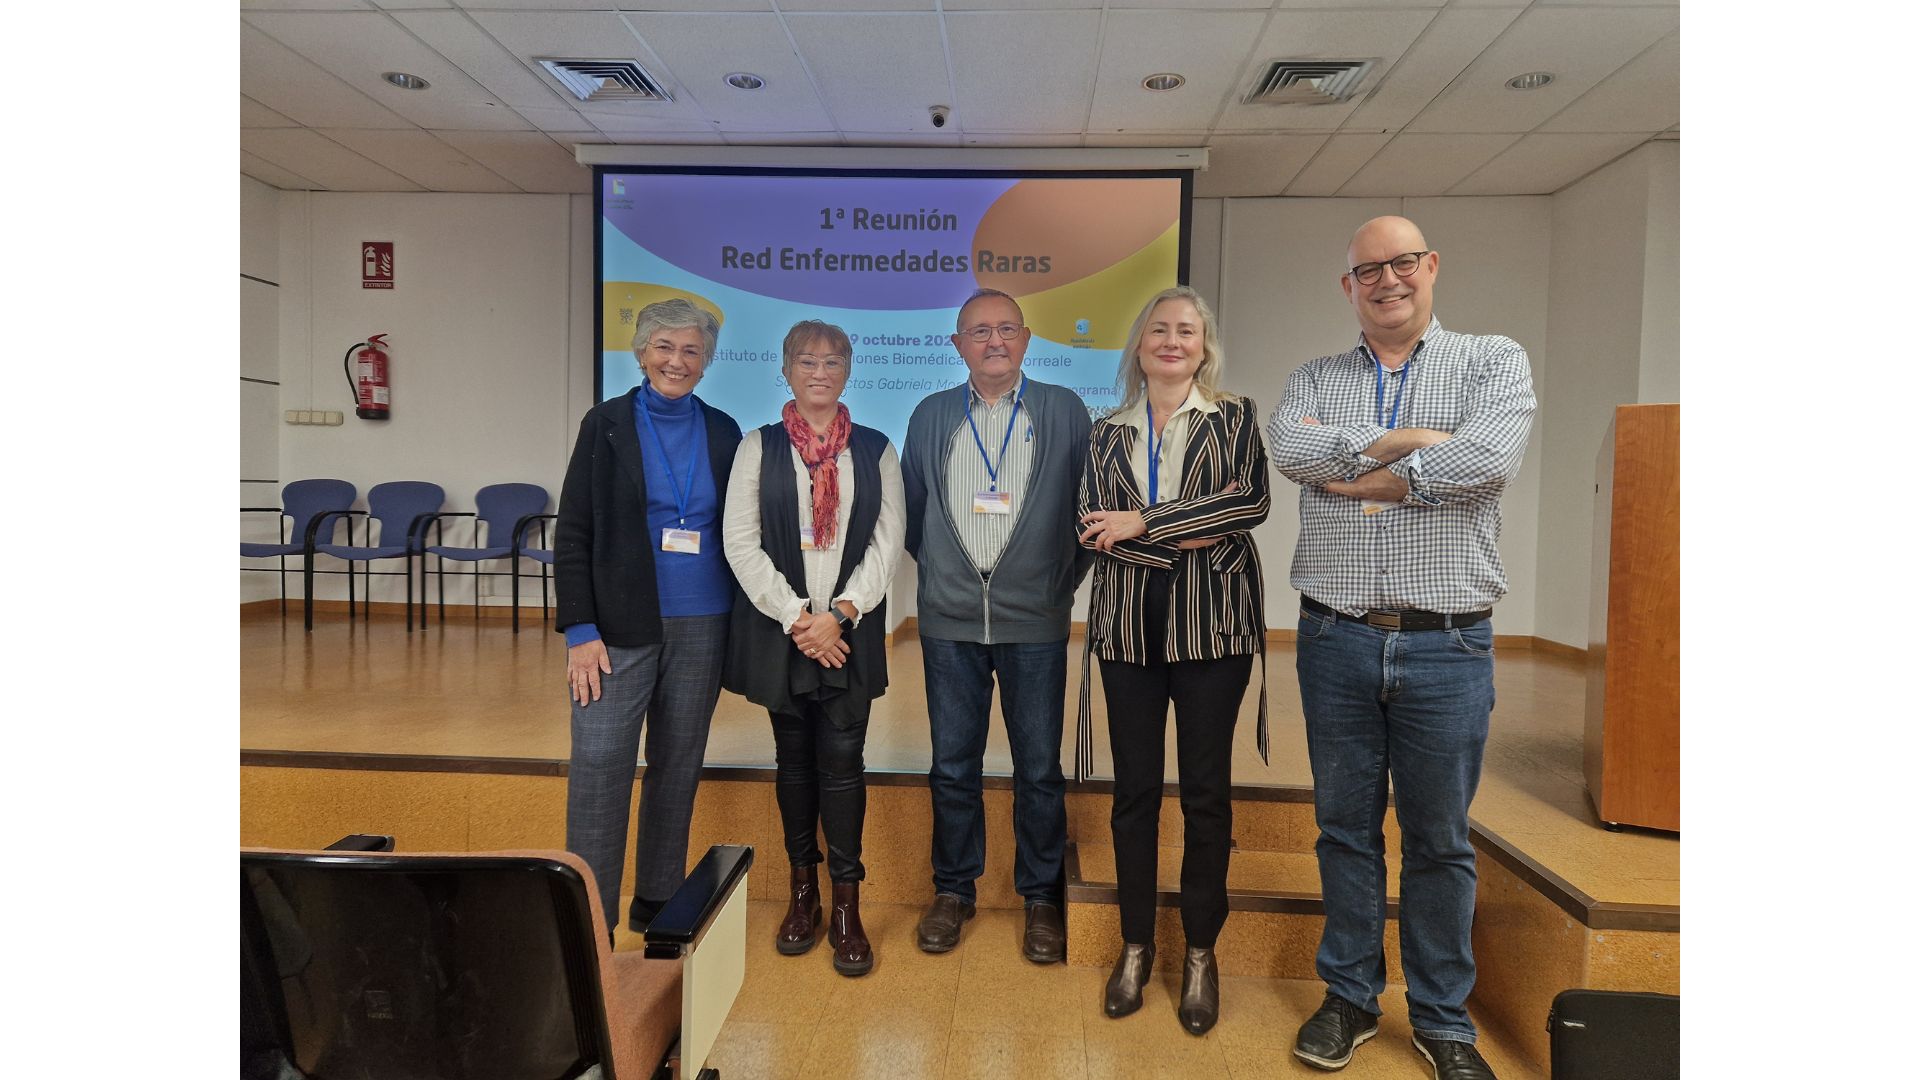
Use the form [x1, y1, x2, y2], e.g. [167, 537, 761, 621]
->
[422, 483, 551, 626]
[240, 479, 357, 619]
[313, 481, 445, 632]
[512, 510, 560, 633]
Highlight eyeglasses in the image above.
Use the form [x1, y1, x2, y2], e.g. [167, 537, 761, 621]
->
[792, 354, 848, 374]
[959, 323, 1026, 344]
[1348, 251, 1429, 286]
[649, 340, 706, 361]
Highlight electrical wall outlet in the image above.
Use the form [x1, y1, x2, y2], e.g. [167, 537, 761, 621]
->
[322, 411, 344, 425]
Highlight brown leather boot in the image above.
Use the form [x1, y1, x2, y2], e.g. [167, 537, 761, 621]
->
[827, 881, 874, 977]
[775, 864, 823, 956]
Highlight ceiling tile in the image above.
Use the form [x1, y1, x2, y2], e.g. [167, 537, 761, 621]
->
[464, 10, 712, 126]
[242, 128, 427, 191]
[608, 0, 772, 8]
[1087, 9, 1266, 132]
[776, 1, 934, 10]
[945, 10, 1101, 132]
[514, 106, 600, 135]
[623, 12, 835, 129]
[1194, 134, 1331, 198]
[1215, 8, 1440, 133]
[1335, 132, 1520, 197]
[1286, 132, 1391, 195]
[390, 10, 569, 111]
[241, 95, 299, 128]
[1084, 132, 1195, 147]
[1533, 0, 1677, 6]
[577, 108, 720, 134]
[1447, 132, 1649, 195]
[940, 0, 1105, 9]
[245, 11, 531, 131]
[1276, 0, 1441, 7]
[319, 128, 522, 191]
[591, 130, 727, 144]
[368, 0, 453, 9]
[240, 23, 412, 129]
[1108, 1, 1271, 8]
[431, 130, 591, 192]
[965, 133, 1086, 147]
[242, 0, 372, 9]
[1538, 31, 1677, 133]
[1405, 5, 1678, 133]
[1343, 6, 1524, 133]
[785, 13, 950, 132]
[241, 151, 324, 191]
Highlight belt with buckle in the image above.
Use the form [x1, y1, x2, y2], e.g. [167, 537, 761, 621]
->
[1300, 594, 1490, 632]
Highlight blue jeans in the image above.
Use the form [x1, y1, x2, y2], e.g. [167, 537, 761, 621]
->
[1295, 607, 1495, 1043]
[921, 635, 1068, 905]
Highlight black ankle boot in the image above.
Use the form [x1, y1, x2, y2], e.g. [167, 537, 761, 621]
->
[1178, 946, 1219, 1035]
[1104, 942, 1155, 1018]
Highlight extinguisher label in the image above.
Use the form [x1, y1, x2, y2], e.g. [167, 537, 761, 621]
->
[362, 241, 395, 289]
[371, 386, 391, 406]
[359, 360, 374, 378]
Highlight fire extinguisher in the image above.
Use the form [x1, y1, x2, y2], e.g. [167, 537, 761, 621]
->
[343, 334, 392, 420]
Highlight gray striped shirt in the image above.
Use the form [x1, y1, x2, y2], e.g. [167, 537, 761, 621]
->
[944, 377, 1037, 573]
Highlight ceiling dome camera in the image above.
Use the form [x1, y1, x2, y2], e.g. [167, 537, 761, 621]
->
[930, 105, 950, 129]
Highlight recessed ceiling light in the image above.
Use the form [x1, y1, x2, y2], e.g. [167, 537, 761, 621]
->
[726, 72, 765, 91]
[1142, 73, 1186, 92]
[1505, 72, 1554, 91]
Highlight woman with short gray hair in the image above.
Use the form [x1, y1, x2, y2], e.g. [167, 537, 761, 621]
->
[554, 296, 743, 942]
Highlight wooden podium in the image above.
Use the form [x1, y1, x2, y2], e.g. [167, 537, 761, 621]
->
[1584, 404, 1679, 832]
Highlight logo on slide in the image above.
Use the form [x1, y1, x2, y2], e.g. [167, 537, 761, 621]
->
[1075, 318, 1090, 335]
[614, 179, 626, 196]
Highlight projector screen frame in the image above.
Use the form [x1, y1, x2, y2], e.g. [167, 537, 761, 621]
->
[591, 164, 1195, 405]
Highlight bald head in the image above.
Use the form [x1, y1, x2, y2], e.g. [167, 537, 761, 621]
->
[1347, 216, 1428, 271]
[1340, 215, 1438, 357]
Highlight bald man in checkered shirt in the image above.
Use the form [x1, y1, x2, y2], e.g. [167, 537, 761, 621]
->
[1266, 216, 1536, 1080]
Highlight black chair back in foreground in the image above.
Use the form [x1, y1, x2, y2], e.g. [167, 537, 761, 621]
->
[241, 843, 752, 1080]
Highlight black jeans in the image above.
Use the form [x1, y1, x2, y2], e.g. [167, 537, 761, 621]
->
[769, 698, 871, 883]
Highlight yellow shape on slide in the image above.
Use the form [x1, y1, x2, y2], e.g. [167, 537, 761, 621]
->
[602, 283, 725, 352]
[1017, 223, 1180, 350]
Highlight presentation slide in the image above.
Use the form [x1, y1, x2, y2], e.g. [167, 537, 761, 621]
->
[597, 168, 1189, 445]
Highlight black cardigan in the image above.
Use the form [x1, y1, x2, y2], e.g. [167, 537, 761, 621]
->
[553, 388, 742, 648]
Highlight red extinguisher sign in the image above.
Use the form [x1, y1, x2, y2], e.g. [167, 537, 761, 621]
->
[362, 242, 394, 289]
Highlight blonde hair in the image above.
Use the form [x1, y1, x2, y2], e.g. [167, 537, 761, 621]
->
[1113, 286, 1227, 413]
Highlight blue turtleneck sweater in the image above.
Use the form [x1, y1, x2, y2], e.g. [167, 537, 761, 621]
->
[564, 382, 731, 648]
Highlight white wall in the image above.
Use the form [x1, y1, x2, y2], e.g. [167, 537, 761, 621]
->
[275, 191, 588, 607]
[1536, 142, 1681, 647]
[241, 175, 283, 603]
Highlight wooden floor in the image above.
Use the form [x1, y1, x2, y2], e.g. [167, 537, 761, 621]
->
[240, 606, 1677, 908]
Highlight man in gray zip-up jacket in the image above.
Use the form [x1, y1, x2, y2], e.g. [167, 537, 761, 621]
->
[901, 288, 1093, 964]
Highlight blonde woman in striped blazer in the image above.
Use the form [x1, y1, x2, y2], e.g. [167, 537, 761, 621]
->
[1076, 286, 1271, 1036]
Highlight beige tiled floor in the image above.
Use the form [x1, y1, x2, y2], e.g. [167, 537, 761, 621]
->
[702, 901, 1543, 1080]
[241, 610, 1677, 907]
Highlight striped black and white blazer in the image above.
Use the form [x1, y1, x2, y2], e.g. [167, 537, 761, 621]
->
[1073, 393, 1272, 780]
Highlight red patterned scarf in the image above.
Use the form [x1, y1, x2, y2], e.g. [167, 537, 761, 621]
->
[782, 400, 852, 550]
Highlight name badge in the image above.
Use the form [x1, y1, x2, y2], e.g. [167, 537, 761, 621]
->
[1359, 500, 1397, 516]
[661, 528, 701, 554]
[972, 490, 1012, 515]
[800, 525, 833, 551]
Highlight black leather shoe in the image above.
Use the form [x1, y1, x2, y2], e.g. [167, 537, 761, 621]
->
[1023, 901, 1066, 963]
[1412, 1033, 1498, 1080]
[1103, 942, 1154, 1018]
[1177, 947, 1218, 1035]
[915, 893, 975, 953]
[1293, 992, 1379, 1069]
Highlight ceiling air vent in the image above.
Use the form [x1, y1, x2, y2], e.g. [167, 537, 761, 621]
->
[1243, 59, 1376, 106]
[536, 58, 673, 103]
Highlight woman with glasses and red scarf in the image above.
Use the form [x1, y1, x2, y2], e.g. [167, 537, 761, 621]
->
[722, 320, 905, 977]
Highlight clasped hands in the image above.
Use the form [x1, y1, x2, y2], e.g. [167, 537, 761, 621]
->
[790, 602, 857, 669]
[1079, 481, 1239, 552]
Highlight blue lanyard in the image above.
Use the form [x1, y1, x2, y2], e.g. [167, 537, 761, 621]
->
[636, 384, 702, 526]
[1144, 402, 1165, 505]
[1370, 346, 1416, 430]
[965, 375, 1027, 492]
